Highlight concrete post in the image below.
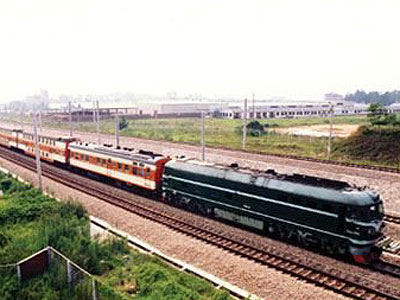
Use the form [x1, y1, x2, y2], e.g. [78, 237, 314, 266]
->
[201, 111, 205, 161]
[96, 101, 100, 145]
[32, 109, 42, 191]
[115, 114, 120, 148]
[68, 101, 73, 137]
[242, 99, 247, 150]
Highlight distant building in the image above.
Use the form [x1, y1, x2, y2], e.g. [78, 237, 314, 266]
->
[324, 93, 344, 102]
[218, 101, 375, 119]
[138, 102, 227, 117]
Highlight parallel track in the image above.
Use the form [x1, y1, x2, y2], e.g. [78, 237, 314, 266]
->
[372, 260, 400, 279]
[385, 215, 400, 225]
[0, 146, 400, 300]
[213, 144, 400, 174]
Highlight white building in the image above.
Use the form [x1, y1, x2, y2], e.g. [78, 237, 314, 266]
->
[218, 101, 372, 119]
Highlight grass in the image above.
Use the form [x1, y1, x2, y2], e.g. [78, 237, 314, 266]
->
[0, 173, 232, 300]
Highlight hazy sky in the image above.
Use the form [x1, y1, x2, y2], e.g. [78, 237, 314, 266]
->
[1, 0, 399, 102]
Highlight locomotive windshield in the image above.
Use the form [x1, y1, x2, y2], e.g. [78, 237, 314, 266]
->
[348, 202, 384, 220]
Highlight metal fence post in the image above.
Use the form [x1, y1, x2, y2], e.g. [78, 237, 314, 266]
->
[92, 279, 97, 300]
[67, 260, 72, 285]
[16, 264, 21, 281]
[47, 247, 52, 266]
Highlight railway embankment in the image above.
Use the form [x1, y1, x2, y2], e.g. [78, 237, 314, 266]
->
[0, 171, 233, 300]
[0, 150, 351, 300]
[334, 126, 400, 166]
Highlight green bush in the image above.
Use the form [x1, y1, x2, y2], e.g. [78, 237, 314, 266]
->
[0, 173, 231, 300]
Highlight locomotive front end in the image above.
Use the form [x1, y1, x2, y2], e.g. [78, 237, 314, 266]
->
[345, 192, 384, 263]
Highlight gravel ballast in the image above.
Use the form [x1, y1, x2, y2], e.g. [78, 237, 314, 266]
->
[0, 156, 350, 300]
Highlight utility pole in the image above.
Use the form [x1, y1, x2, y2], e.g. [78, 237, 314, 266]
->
[115, 114, 120, 148]
[327, 102, 333, 160]
[92, 101, 96, 123]
[252, 92, 255, 120]
[201, 110, 205, 161]
[242, 98, 247, 150]
[38, 110, 42, 133]
[96, 100, 101, 145]
[32, 108, 42, 191]
[20, 109, 24, 130]
[68, 101, 73, 137]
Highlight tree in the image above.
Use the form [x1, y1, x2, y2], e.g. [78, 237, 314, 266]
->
[246, 121, 264, 136]
[119, 116, 128, 130]
[345, 90, 400, 105]
[367, 103, 400, 126]
[368, 103, 387, 125]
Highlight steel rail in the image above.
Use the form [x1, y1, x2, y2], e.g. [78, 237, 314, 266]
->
[0, 147, 399, 300]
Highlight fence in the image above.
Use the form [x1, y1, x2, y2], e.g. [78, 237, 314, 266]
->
[0, 246, 122, 300]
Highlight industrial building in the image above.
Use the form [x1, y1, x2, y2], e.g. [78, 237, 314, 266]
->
[218, 101, 400, 119]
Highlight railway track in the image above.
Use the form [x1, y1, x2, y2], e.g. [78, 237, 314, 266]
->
[212, 144, 400, 174]
[385, 215, 400, 225]
[372, 260, 400, 280]
[0, 147, 400, 300]
[377, 237, 400, 256]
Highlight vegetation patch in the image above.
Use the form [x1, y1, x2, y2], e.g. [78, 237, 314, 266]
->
[333, 125, 400, 165]
[0, 173, 231, 300]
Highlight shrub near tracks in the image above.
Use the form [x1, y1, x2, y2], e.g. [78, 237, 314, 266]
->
[0, 173, 232, 300]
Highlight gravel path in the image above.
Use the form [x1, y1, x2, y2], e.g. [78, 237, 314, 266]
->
[4, 121, 400, 213]
[0, 156, 350, 300]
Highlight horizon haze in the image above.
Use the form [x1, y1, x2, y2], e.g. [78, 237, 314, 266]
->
[1, 0, 399, 102]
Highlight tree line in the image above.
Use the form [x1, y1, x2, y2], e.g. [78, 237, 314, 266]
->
[368, 103, 400, 126]
[345, 90, 400, 106]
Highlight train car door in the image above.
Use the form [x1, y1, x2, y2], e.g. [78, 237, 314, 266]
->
[106, 159, 113, 177]
[144, 166, 152, 189]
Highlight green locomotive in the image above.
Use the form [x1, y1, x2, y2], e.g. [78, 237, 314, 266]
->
[162, 158, 384, 263]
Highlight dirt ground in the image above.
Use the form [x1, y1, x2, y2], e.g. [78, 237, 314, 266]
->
[273, 124, 360, 137]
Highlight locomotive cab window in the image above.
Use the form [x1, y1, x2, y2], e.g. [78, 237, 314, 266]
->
[378, 202, 384, 216]
[347, 205, 382, 220]
[369, 204, 384, 219]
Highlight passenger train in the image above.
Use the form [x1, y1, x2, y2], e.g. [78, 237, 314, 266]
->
[0, 127, 385, 263]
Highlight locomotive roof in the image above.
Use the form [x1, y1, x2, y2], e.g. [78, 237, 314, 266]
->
[69, 142, 166, 164]
[165, 159, 379, 206]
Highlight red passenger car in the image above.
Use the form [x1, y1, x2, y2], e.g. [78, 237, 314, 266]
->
[69, 142, 170, 191]
[18, 132, 77, 164]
